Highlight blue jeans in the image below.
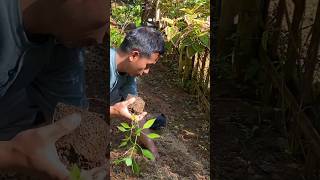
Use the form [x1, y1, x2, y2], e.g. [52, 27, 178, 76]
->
[0, 45, 88, 140]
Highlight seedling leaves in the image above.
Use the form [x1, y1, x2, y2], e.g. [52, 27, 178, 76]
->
[147, 133, 161, 139]
[125, 157, 133, 166]
[142, 149, 155, 160]
[143, 118, 156, 129]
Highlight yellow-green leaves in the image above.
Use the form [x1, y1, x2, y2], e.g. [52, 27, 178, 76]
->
[142, 149, 155, 160]
[162, 17, 175, 25]
[117, 122, 132, 132]
[147, 133, 161, 139]
[143, 118, 156, 129]
[160, 0, 209, 56]
[199, 33, 210, 48]
[115, 116, 160, 175]
[119, 141, 127, 148]
[117, 126, 127, 132]
[136, 128, 142, 136]
[70, 164, 82, 180]
[165, 26, 179, 42]
[125, 157, 132, 166]
[121, 122, 130, 129]
[132, 159, 140, 175]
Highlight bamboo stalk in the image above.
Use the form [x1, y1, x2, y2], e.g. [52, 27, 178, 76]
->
[182, 50, 194, 86]
[192, 53, 200, 82]
[199, 49, 209, 86]
[203, 52, 210, 91]
[204, 61, 210, 96]
[191, 53, 200, 93]
[178, 49, 185, 77]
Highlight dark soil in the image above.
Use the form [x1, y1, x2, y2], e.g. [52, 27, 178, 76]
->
[213, 80, 305, 180]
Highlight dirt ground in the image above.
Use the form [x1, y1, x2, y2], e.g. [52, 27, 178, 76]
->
[110, 59, 210, 179]
[213, 81, 305, 180]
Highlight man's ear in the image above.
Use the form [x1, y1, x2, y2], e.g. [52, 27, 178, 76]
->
[128, 50, 140, 62]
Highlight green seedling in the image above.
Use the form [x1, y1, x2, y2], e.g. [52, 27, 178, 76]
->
[69, 164, 83, 180]
[114, 114, 161, 175]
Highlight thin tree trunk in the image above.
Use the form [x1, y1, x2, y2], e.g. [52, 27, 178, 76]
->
[178, 49, 185, 77]
[216, 0, 238, 59]
[302, 0, 320, 105]
[141, 0, 157, 26]
[284, 0, 305, 98]
[270, 0, 285, 60]
[233, 0, 261, 81]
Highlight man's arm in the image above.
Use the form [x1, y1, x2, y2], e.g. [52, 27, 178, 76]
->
[120, 77, 138, 98]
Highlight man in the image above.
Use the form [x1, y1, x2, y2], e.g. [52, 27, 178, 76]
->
[0, 0, 107, 179]
[109, 27, 165, 158]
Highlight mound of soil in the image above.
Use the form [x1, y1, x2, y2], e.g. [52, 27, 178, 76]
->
[128, 96, 146, 114]
[54, 103, 109, 170]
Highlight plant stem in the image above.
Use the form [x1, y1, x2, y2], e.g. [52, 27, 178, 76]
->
[130, 121, 140, 158]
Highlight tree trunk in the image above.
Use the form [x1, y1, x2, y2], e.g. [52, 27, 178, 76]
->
[233, 0, 261, 81]
[216, 0, 239, 59]
[141, 0, 158, 27]
[270, 0, 285, 60]
[302, 0, 320, 105]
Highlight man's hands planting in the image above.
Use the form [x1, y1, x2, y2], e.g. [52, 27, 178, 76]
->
[110, 97, 138, 122]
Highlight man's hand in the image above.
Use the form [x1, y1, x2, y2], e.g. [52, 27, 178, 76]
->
[110, 97, 147, 122]
[3, 113, 106, 180]
[110, 97, 159, 159]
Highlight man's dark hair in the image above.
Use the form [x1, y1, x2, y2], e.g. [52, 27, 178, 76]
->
[119, 27, 165, 57]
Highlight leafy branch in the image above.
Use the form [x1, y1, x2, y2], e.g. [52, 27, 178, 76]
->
[113, 115, 160, 175]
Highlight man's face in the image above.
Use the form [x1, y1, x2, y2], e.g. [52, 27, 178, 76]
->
[126, 52, 160, 77]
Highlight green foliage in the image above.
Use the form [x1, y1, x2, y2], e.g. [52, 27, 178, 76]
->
[110, 1, 142, 47]
[110, 26, 125, 47]
[147, 133, 161, 139]
[114, 115, 161, 175]
[142, 149, 155, 160]
[159, 0, 210, 56]
[111, 2, 142, 27]
[142, 118, 156, 129]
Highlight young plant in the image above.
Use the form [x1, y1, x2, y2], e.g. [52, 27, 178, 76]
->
[113, 115, 161, 175]
[69, 164, 83, 180]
